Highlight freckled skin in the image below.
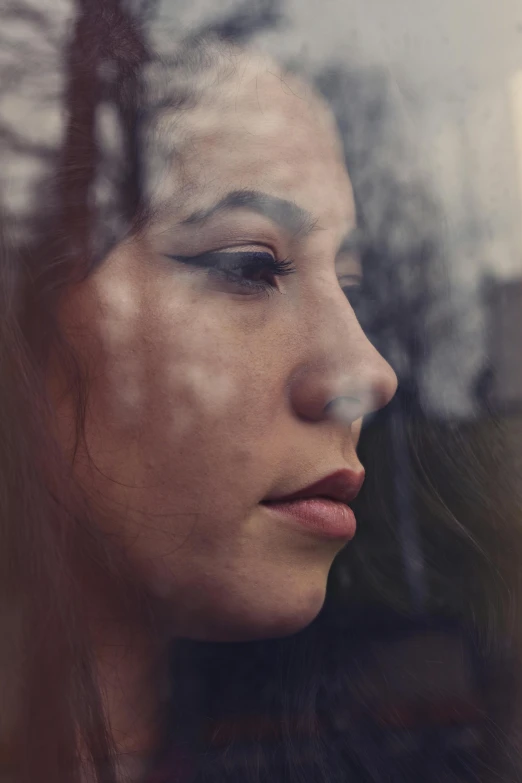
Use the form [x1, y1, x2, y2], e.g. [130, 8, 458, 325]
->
[51, 58, 397, 642]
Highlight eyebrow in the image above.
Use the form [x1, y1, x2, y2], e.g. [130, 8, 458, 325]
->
[181, 189, 319, 238]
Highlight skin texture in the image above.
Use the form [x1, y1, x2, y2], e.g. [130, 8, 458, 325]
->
[52, 53, 397, 645]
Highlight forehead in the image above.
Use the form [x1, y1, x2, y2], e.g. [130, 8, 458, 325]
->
[155, 60, 355, 231]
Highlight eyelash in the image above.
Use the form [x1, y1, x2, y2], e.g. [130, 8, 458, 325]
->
[166, 250, 297, 296]
[166, 249, 367, 314]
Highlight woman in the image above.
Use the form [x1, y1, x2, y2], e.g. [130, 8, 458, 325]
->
[0, 8, 520, 783]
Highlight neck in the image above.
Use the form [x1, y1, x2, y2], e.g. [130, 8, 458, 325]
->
[95, 621, 168, 761]
[80, 561, 172, 780]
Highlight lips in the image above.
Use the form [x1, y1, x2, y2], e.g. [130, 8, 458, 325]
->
[260, 469, 364, 539]
[264, 469, 365, 506]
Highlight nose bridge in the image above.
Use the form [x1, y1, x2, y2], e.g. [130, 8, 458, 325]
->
[290, 287, 397, 422]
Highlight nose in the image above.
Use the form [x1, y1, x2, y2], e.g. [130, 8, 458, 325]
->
[288, 290, 398, 425]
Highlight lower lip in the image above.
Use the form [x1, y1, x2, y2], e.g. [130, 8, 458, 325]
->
[261, 498, 357, 539]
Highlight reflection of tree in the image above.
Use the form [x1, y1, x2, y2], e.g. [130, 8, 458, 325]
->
[58, 0, 149, 272]
[0, 1, 68, 243]
[316, 66, 453, 395]
[194, 0, 283, 43]
[0, 0, 288, 256]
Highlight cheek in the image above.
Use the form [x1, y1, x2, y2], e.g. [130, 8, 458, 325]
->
[52, 256, 340, 639]
[79, 294, 279, 517]
[73, 297, 298, 612]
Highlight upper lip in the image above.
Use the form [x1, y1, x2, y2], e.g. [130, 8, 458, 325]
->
[264, 469, 365, 506]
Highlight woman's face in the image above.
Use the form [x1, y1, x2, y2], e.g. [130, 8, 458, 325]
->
[52, 57, 397, 641]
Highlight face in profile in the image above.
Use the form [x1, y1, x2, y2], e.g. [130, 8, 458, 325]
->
[51, 50, 397, 642]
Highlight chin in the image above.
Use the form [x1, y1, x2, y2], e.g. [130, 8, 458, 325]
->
[173, 579, 328, 643]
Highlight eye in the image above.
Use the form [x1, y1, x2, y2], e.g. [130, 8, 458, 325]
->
[165, 249, 296, 297]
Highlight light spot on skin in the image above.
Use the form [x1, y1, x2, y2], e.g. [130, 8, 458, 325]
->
[91, 272, 145, 424]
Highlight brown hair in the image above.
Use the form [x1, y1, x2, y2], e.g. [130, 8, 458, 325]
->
[0, 1, 151, 780]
